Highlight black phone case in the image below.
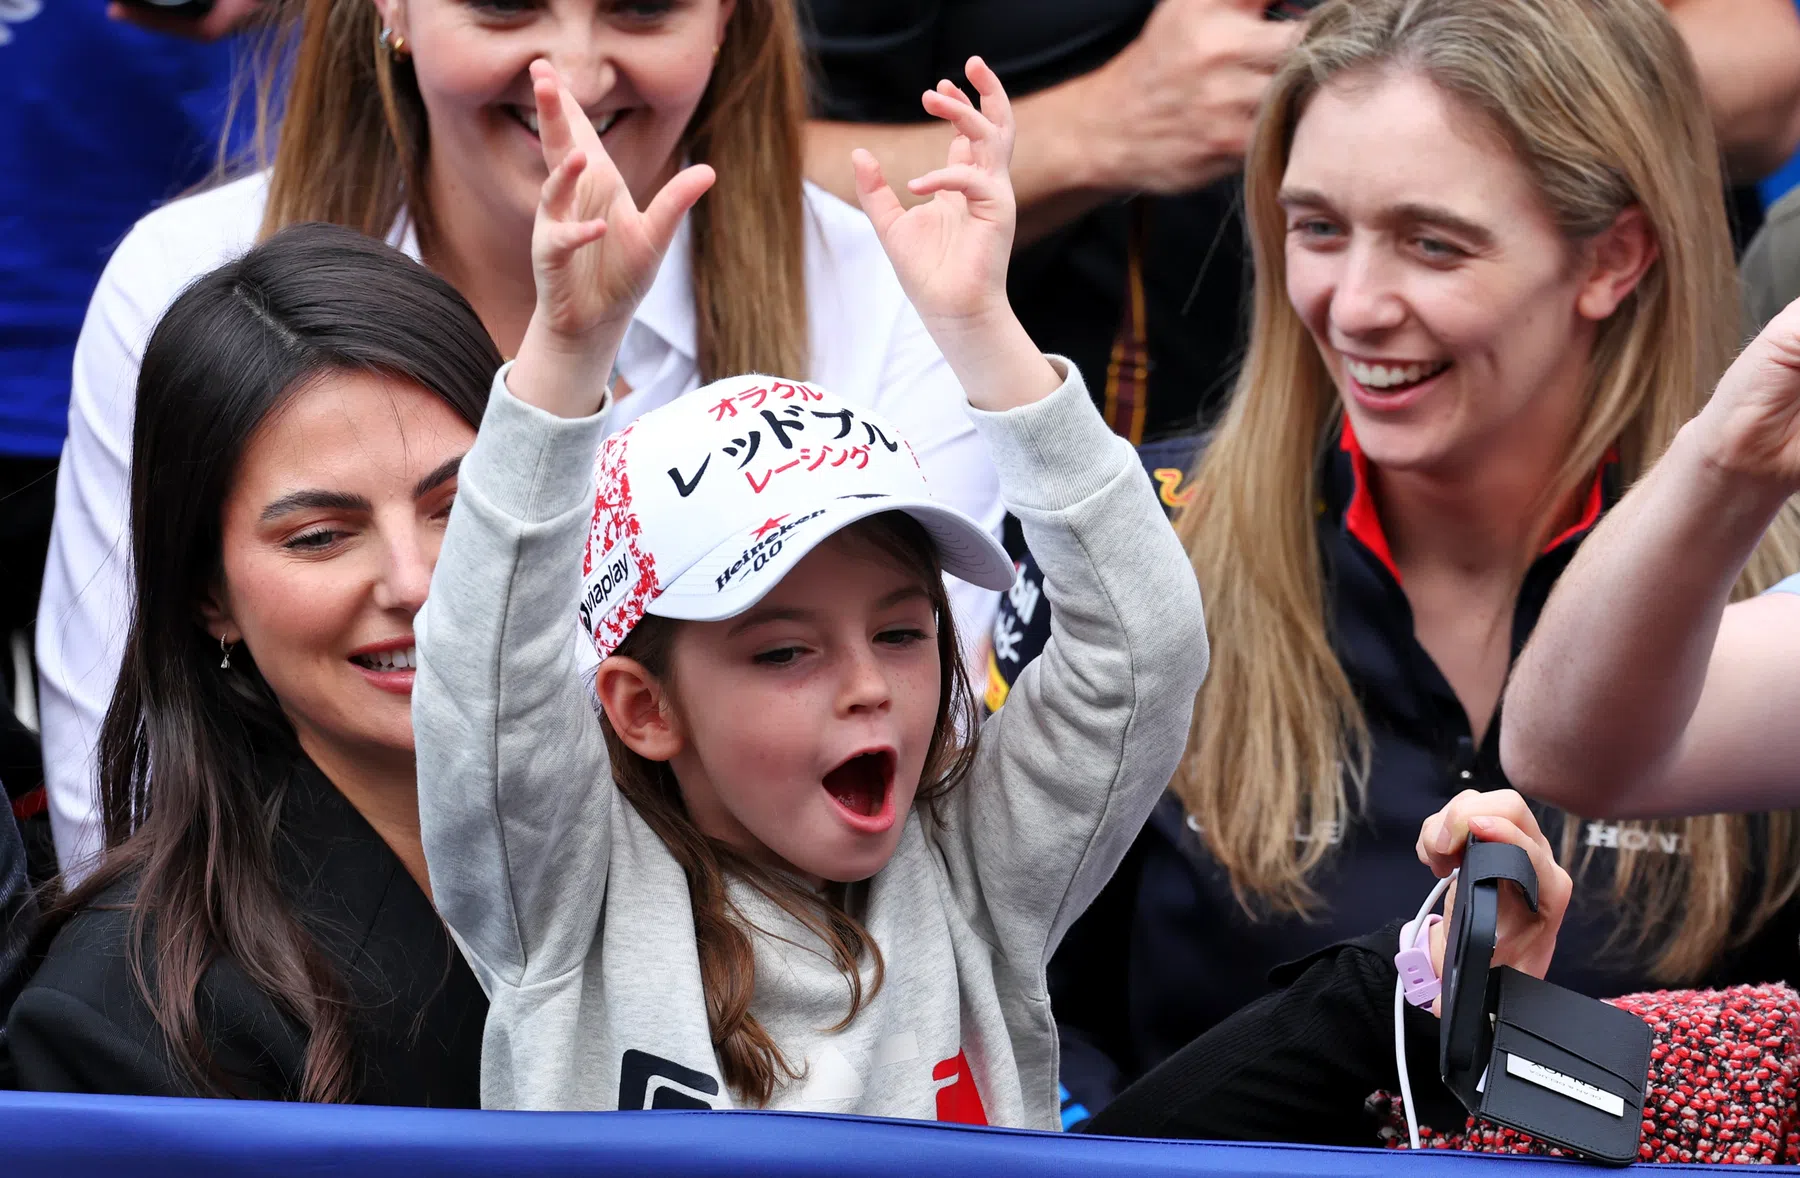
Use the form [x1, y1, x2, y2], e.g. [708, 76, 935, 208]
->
[1476, 970, 1653, 1165]
[1440, 839, 1536, 1104]
[1438, 836, 1651, 1166]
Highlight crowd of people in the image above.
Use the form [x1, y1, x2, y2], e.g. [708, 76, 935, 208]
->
[2, 0, 1800, 1155]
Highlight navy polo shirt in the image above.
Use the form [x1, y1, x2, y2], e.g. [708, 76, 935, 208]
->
[990, 430, 1800, 1119]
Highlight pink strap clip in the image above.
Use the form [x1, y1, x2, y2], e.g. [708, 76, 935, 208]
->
[1395, 914, 1442, 1007]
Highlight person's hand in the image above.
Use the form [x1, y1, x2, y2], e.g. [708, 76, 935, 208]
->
[853, 56, 1019, 341]
[1691, 295, 1800, 496]
[107, 0, 264, 42]
[1087, 0, 1304, 193]
[1417, 789, 1573, 991]
[852, 57, 1058, 411]
[511, 59, 714, 418]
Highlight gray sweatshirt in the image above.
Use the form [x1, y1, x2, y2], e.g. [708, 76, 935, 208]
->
[413, 358, 1207, 1125]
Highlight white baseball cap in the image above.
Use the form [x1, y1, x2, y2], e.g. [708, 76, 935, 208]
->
[579, 374, 1013, 659]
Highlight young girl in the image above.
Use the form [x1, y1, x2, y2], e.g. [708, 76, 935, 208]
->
[411, 57, 1206, 1123]
[412, 57, 1570, 1131]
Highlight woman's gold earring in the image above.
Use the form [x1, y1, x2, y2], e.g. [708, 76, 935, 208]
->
[379, 26, 409, 60]
[712, 43, 720, 59]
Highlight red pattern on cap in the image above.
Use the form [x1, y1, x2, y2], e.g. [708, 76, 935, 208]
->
[585, 426, 660, 659]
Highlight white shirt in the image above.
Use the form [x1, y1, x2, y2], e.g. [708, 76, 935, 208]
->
[37, 172, 1003, 878]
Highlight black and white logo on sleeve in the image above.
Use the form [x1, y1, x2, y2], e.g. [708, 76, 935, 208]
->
[618, 1049, 722, 1110]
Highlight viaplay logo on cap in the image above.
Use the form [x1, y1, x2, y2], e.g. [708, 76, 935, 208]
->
[581, 423, 659, 658]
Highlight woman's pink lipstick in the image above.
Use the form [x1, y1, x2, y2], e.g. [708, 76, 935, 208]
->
[348, 636, 417, 697]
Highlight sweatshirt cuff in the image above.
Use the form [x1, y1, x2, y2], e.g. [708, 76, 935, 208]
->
[965, 356, 1136, 513]
[461, 362, 613, 524]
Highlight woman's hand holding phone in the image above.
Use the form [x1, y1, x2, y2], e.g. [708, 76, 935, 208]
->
[1417, 789, 1573, 989]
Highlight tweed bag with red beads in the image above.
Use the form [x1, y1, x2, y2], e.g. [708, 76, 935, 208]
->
[1377, 983, 1800, 1164]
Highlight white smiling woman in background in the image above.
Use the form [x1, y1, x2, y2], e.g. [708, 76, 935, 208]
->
[37, 0, 1004, 878]
[1045, 0, 1800, 1123]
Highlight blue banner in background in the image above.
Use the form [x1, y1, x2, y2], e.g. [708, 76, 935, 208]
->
[1773, 0, 1800, 204]
[1765, 153, 1800, 207]
[0, 1091, 1794, 1178]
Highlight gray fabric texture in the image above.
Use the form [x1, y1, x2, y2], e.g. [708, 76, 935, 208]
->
[412, 358, 1207, 1123]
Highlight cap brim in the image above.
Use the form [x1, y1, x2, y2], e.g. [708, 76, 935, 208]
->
[647, 496, 1014, 623]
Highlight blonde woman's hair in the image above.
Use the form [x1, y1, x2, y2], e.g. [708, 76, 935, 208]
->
[245, 0, 809, 382]
[1174, 0, 1800, 980]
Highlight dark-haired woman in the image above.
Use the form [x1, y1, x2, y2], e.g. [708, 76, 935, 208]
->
[3, 224, 489, 1105]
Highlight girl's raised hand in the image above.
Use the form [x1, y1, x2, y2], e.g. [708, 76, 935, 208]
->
[1417, 789, 1573, 993]
[853, 56, 1018, 342]
[512, 60, 715, 419]
[851, 57, 1058, 411]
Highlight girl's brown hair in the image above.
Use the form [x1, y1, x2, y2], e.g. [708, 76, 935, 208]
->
[1172, 0, 1800, 980]
[250, 0, 809, 382]
[602, 512, 978, 1106]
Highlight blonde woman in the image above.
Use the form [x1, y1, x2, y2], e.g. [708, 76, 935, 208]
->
[37, 0, 1005, 876]
[1024, 0, 1800, 1126]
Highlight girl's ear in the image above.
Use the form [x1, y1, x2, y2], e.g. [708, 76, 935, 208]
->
[1575, 204, 1659, 323]
[595, 655, 684, 761]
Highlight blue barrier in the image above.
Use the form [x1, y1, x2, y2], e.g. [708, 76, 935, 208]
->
[0, 1092, 1794, 1178]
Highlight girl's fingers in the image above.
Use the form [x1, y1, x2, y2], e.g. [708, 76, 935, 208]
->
[921, 87, 1001, 148]
[642, 163, 717, 256]
[544, 218, 609, 258]
[851, 148, 907, 238]
[540, 150, 587, 221]
[964, 55, 1015, 137]
[530, 61, 577, 165]
[934, 78, 975, 110]
[905, 163, 999, 203]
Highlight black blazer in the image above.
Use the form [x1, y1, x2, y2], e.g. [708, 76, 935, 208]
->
[3, 756, 486, 1106]
[0, 805, 35, 1047]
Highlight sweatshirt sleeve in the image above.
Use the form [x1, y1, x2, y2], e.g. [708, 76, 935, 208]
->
[413, 364, 616, 995]
[936, 357, 1208, 969]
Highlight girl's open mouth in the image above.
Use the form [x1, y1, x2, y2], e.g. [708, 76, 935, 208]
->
[822, 749, 898, 833]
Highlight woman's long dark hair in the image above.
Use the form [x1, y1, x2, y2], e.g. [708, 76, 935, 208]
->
[39, 223, 501, 1101]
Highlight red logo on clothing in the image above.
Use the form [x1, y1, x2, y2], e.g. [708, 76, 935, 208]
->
[931, 1050, 989, 1125]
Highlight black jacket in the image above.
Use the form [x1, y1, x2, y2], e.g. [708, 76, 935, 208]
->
[1080, 921, 1463, 1145]
[3, 755, 486, 1105]
[0, 803, 35, 1051]
[990, 428, 1800, 1124]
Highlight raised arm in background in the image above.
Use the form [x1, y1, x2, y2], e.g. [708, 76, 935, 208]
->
[1501, 298, 1800, 818]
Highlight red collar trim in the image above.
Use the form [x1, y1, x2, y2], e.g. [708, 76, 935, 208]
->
[1337, 419, 1401, 584]
[1336, 421, 1613, 586]
[1542, 450, 1612, 554]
